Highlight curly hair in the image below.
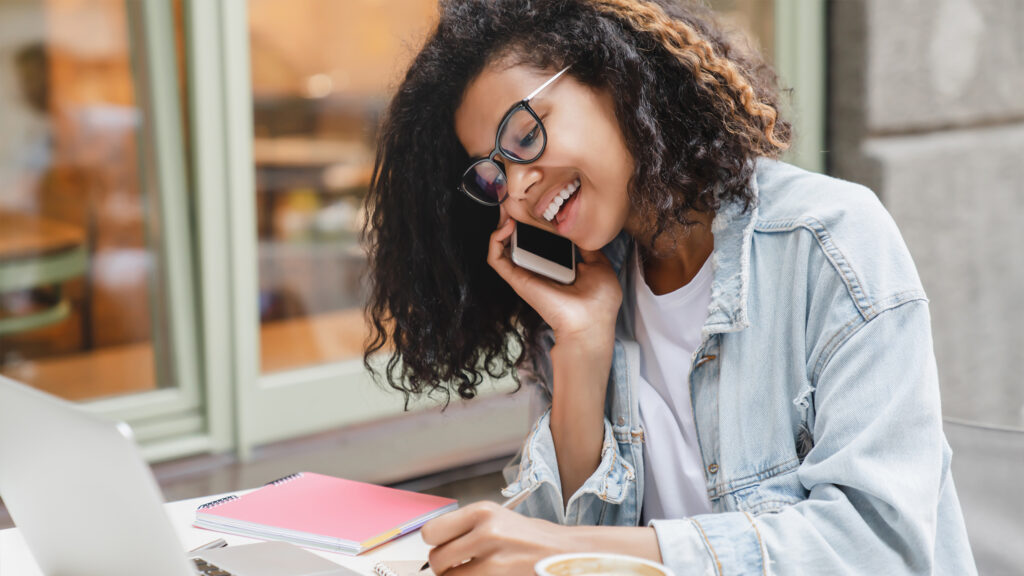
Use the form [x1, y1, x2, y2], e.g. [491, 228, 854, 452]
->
[364, 0, 791, 406]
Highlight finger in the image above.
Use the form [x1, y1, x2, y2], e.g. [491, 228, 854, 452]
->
[428, 533, 493, 576]
[487, 221, 537, 288]
[485, 221, 573, 321]
[487, 217, 514, 250]
[428, 502, 499, 569]
[420, 507, 478, 547]
[437, 557, 482, 576]
[489, 245, 552, 299]
[486, 224, 516, 276]
[493, 216, 515, 245]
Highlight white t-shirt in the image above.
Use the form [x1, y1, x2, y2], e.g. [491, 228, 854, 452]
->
[633, 247, 714, 523]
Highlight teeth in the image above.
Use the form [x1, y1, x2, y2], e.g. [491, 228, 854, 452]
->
[543, 178, 581, 222]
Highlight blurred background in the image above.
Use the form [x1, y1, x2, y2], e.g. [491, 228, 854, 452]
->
[0, 0, 1020, 573]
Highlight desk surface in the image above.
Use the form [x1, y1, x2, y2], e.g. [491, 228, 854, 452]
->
[0, 491, 432, 576]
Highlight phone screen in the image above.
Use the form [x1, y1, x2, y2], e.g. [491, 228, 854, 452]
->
[516, 223, 574, 268]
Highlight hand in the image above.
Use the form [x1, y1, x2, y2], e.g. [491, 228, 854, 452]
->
[420, 501, 569, 575]
[487, 218, 622, 343]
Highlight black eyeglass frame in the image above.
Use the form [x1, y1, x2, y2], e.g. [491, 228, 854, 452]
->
[458, 66, 572, 206]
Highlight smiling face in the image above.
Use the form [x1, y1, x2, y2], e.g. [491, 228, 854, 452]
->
[454, 61, 637, 251]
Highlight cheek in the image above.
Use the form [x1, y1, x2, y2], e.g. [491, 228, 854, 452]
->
[568, 124, 632, 199]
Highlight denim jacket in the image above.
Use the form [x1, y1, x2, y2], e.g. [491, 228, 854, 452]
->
[501, 159, 977, 575]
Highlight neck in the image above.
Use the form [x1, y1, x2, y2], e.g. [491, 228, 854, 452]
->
[633, 211, 715, 296]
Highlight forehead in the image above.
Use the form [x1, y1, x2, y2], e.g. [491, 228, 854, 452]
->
[454, 63, 554, 159]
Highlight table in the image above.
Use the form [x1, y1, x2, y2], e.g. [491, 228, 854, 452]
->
[0, 491, 432, 575]
[0, 211, 88, 335]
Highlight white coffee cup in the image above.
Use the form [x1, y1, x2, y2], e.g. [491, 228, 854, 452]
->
[535, 552, 676, 576]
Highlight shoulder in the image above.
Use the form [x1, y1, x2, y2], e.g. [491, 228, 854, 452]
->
[751, 159, 927, 319]
[753, 158, 887, 232]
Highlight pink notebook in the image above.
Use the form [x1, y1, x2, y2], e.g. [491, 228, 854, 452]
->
[193, 472, 458, 555]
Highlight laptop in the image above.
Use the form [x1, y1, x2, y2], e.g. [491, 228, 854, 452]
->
[0, 375, 357, 576]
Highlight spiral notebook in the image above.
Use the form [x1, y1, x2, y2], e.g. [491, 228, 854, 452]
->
[372, 560, 435, 576]
[194, 472, 458, 555]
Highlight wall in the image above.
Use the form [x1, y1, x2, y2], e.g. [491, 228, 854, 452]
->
[829, 0, 1024, 429]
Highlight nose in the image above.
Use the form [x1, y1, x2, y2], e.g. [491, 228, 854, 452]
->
[503, 161, 541, 202]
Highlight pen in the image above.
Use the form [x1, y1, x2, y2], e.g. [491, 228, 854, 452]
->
[420, 487, 535, 572]
[189, 538, 228, 554]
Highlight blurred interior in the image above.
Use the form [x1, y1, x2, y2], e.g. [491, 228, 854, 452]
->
[0, 0, 770, 399]
[248, 0, 436, 374]
[0, 0, 162, 400]
[0, 0, 439, 397]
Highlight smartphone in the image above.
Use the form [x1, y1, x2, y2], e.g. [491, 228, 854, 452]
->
[511, 222, 576, 284]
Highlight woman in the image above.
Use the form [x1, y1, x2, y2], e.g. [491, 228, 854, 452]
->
[363, 0, 976, 574]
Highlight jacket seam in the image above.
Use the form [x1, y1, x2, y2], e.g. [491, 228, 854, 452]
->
[810, 314, 865, 385]
[600, 447, 618, 500]
[707, 458, 800, 499]
[745, 498, 801, 512]
[690, 518, 723, 576]
[743, 511, 768, 576]
[867, 289, 929, 318]
[812, 298, 929, 385]
[751, 221, 929, 379]
[755, 217, 873, 317]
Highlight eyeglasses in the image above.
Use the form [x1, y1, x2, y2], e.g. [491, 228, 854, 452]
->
[459, 66, 572, 206]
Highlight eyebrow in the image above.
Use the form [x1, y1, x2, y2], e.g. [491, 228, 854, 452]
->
[467, 98, 543, 159]
[466, 141, 489, 161]
[460, 111, 503, 159]
[465, 127, 500, 160]
[463, 66, 570, 160]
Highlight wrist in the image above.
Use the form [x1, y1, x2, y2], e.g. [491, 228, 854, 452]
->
[552, 313, 616, 337]
[548, 330, 613, 409]
[567, 526, 664, 564]
[550, 328, 615, 359]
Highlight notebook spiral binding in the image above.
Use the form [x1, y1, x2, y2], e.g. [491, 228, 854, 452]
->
[196, 495, 240, 510]
[266, 472, 304, 486]
[372, 561, 400, 576]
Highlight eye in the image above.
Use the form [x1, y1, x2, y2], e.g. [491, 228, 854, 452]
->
[518, 124, 540, 148]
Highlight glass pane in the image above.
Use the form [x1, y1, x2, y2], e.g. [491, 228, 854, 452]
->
[0, 0, 178, 401]
[249, 0, 436, 374]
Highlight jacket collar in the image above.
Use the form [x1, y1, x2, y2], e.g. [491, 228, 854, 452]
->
[702, 171, 758, 337]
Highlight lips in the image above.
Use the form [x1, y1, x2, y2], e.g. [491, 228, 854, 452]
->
[553, 185, 579, 226]
[537, 177, 582, 222]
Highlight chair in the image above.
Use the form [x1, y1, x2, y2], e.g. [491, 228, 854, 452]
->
[0, 212, 88, 336]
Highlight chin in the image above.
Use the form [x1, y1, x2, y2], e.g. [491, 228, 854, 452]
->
[574, 232, 616, 252]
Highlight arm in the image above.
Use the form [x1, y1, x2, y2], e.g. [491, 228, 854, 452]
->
[422, 502, 663, 575]
[484, 217, 625, 515]
[548, 335, 614, 507]
[649, 299, 973, 575]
